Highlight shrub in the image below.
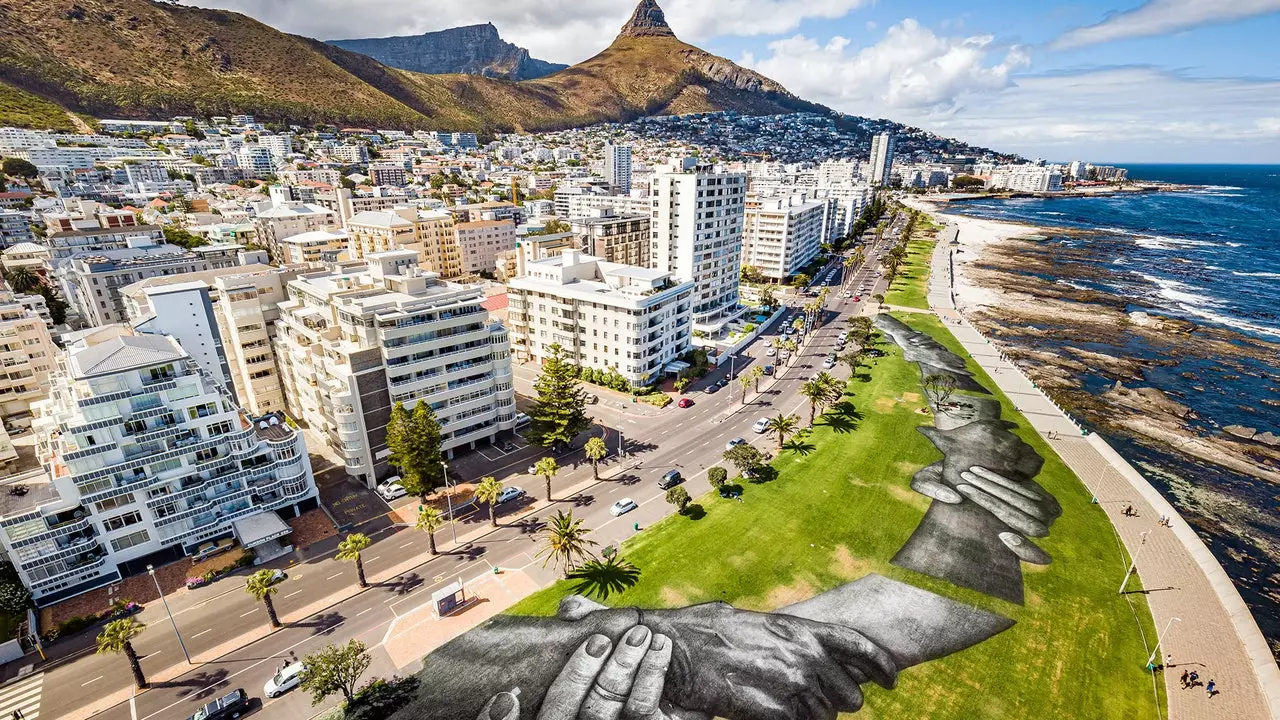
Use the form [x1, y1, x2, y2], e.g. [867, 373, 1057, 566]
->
[639, 394, 672, 408]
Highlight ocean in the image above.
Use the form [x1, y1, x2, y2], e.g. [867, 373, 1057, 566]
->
[943, 165, 1280, 655]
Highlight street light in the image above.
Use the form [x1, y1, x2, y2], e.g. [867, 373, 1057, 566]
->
[441, 461, 457, 543]
[1146, 617, 1181, 669]
[1118, 530, 1150, 595]
[147, 564, 191, 664]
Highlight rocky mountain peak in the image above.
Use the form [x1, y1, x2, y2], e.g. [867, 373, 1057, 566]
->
[618, 0, 676, 39]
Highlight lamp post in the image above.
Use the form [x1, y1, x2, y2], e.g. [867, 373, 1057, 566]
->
[147, 564, 191, 664]
[1146, 617, 1181, 669]
[441, 461, 457, 543]
[1118, 530, 1150, 595]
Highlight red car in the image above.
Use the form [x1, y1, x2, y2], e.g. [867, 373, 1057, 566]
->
[853, 295, 861, 302]
[677, 398, 693, 408]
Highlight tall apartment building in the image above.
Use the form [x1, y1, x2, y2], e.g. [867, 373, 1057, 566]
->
[4, 327, 316, 605]
[449, 201, 520, 225]
[0, 211, 33, 248]
[495, 232, 579, 281]
[812, 184, 872, 239]
[272, 251, 516, 484]
[368, 164, 408, 187]
[0, 290, 56, 429]
[252, 202, 338, 263]
[347, 208, 462, 278]
[60, 242, 210, 327]
[122, 264, 300, 416]
[456, 219, 516, 275]
[650, 159, 747, 334]
[508, 250, 693, 388]
[571, 209, 650, 268]
[988, 165, 1065, 192]
[869, 133, 895, 187]
[603, 144, 633, 195]
[46, 224, 165, 260]
[743, 194, 832, 281]
[279, 230, 349, 264]
[259, 133, 294, 160]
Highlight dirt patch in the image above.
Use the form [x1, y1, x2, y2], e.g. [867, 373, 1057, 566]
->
[724, 550, 758, 570]
[658, 585, 691, 607]
[901, 392, 922, 403]
[758, 577, 817, 611]
[874, 397, 898, 413]
[887, 483, 930, 510]
[829, 545, 875, 581]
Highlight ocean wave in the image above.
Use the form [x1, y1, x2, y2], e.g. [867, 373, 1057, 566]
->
[1232, 271, 1280, 279]
[1225, 242, 1244, 247]
[1038, 211, 1066, 216]
[1140, 276, 1280, 339]
[1203, 185, 1245, 191]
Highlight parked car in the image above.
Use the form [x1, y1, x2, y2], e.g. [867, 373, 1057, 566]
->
[853, 296, 861, 302]
[715, 378, 729, 388]
[187, 688, 249, 720]
[726, 437, 747, 451]
[763, 365, 775, 375]
[514, 412, 531, 429]
[586, 394, 599, 404]
[192, 538, 236, 563]
[765, 347, 777, 357]
[705, 384, 720, 394]
[843, 291, 852, 298]
[377, 478, 407, 501]
[658, 470, 683, 489]
[752, 418, 770, 434]
[677, 398, 693, 408]
[264, 662, 304, 698]
[496, 486, 525, 505]
[610, 498, 638, 517]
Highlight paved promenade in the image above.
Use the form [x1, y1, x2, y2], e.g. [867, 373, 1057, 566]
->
[920, 223, 1279, 720]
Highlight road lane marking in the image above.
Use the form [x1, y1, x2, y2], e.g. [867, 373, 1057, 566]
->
[191, 629, 213, 638]
[367, 555, 380, 562]
[356, 608, 373, 617]
[284, 589, 304, 599]
[399, 542, 413, 549]
[239, 608, 258, 617]
[81, 676, 102, 687]
[326, 572, 343, 580]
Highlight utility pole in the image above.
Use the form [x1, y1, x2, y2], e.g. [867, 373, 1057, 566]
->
[148, 565, 191, 664]
[1118, 530, 1150, 594]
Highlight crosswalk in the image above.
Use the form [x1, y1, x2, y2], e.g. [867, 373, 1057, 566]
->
[0, 672, 42, 720]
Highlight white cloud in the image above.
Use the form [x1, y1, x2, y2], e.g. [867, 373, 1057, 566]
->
[191, 0, 869, 64]
[1052, 0, 1280, 50]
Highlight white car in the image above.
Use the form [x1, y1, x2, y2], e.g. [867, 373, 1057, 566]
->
[496, 486, 525, 504]
[266, 568, 287, 585]
[377, 478, 407, 501]
[610, 498, 638, 516]
[765, 347, 777, 357]
[264, 661, 305, 698]
[752, 417, 770, 434]
[823, 358, 837, 369]
[843, 291, 852, 298]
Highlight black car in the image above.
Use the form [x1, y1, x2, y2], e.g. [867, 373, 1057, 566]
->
[658, 470, 683, 489]
[715, 378, 729, 388]
[705, 384, 720, 394]
[188, 688, 249, 720]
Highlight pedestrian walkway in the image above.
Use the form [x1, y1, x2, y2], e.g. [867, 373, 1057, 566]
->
[0, 672, 42, 720]
[923, 221, 1279, 720]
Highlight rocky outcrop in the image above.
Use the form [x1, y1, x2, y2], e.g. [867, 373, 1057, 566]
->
[330, 24, 567, 81]
[618, 0, 676, 38]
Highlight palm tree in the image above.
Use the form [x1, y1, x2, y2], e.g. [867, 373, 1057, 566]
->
[335, 533, 372, 588]
[416, 505, 445, 555]
[4, 266, 39, 293]
[751, 365, 765, 393]
[534, 456, 559, 502]
[783, 339, 798, 365]
[766, 413, 799, 452]
[738, 374, 753, 404]
[535, 510, 597, 575]
[473, 475, 504, 527]
[96, 618, 148, 689]
[583, 437, 607, 481]
[799, 379, 827, 426]
[245, 569, 283, 628]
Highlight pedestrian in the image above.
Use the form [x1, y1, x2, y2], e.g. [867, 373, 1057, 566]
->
[1206, 680, 1217, 697]
[1180, 670, 1190, 688]
[1189, 670, 1200, 686]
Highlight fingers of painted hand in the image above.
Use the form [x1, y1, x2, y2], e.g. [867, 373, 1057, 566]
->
[558, 594, 609, 621]
[910, 474, 963, 504]
[959, 470, 1048, 521]
[998, 531, 1052, 565]
[580, 626, 655, 720]
[538, 634, 614, 720]
[619, 633, 682, 720]
[807, 621, 898, 690]
[478, 690, 521, 720]
[968, 465, 1062, 523]
[955, 483, 1050, 538]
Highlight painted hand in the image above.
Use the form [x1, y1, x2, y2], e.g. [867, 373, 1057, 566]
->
[912, 463, 1060, 564]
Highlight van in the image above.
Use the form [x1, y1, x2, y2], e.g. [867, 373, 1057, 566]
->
[658, 470, 683, 489]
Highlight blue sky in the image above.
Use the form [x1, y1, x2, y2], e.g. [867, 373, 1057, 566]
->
[199, 0, 1280, 163]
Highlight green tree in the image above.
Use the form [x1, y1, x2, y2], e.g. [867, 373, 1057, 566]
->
[473, 476, 504, 527]
[528, 343, 592, 449]
[38, 286, 66, 326]
[790, 273, 811, 288]
[923, 373, 958, 408]
[673, 376, 690, 394]
[758, 285, 777, 309]
[534, 456, 559, 502]
[0, 576, 31, 614]
[751, 365, 765, 393]
[161, 225, 208, 250]
[536, 510, 597, 575]
[96, 618, 148, 689]
[527, 219, 571, 236]
[386, 401, 445, 497]
[723, 444, 766, 477]
[299, 640, 372, 706]
[1, 158, 37, 178]
[583, 437, 607, 481]
[335, 533, 372, 588]
[245, 569, 283, 628]
[765, 413, 799, 452]
[665, 486, 692, 514]
[415, 506, 445, 555]
[3, 266, 39, 293]
[800, 379, 828, 426]
[738, 374, 753, 405]
[566, 554, 641, 600]
[707, 466, 728, 491]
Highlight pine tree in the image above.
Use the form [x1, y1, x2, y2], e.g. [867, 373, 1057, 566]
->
[528, 343, 592, 449]
[385, 401, 445, 498]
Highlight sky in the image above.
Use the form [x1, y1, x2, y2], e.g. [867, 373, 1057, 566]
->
[192, 0, 1280, 163]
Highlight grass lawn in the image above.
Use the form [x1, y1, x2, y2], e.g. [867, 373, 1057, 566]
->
[506, 311, 1164, 719]
[882, 236, 936, 309]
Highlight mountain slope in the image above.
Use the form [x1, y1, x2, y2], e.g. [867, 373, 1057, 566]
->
[329, 24, 567, 81]
[0, 0, 826, 132]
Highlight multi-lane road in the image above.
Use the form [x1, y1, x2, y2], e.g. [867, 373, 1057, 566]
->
[30, 234, 894, 720]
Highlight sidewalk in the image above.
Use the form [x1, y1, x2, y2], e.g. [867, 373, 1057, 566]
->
[925, 222, 1279, 720]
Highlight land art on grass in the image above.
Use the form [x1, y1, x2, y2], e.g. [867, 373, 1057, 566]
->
[394, 312, 1164, 720]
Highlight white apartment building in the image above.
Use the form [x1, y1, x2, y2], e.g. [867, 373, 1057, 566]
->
[259, 133, 294, 160]
[0, 290, 56, 429]
[236, 145, 275, 179]
[650, 159, 747, 334]
[565, 193, 649, 220]
[812, 184, 872, 239]
[869, 133, 895, 187]
[123, 264, 300, 416]
[742, 194, 831, 281]
[603, 144, 633, 195]
[0, 210, 33, 249]
[279, 230, 349, 265]
[988, 165, 1065, 192]
[455, 219, 516, 275]
[508, 250, 693, 388]
[272, 251, 516, 484]
[252, 202, 338, 263]
[4, 327, 316, 605]
[278, 167, 341, 186]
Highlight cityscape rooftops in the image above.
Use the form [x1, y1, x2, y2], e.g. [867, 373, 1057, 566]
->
[67, 332, 186, 378]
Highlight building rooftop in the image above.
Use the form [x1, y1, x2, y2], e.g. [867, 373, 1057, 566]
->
[348, 210, 413, 228]
[119, 263, 280, 299]
[2, 242, 48, 256]
[0, 476, 61, 519]
[71, 244, 196, 268]
[280, 230, 348, 245]
[68, 334, 186, 378]
[48, 224, 162, 239]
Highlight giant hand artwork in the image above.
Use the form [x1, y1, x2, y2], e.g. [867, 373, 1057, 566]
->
[391, 314, 1060, 720]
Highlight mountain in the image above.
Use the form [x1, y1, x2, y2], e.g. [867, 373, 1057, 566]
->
[0, 0, 825, 132]
[329, 24, 567, 81]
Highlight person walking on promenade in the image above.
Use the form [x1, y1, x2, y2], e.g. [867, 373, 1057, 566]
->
[1207, 680, 1217, 697]
[1181, 670, 1190, 688]
[1189, 670, 1200, 687]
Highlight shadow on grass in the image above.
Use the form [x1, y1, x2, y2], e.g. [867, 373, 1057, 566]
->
[782, 437, 816, 455]
[681, 503, 706, 520]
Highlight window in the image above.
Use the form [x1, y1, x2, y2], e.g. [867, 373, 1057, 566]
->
[103, 510, 142, 532]
[95, 496, 129, 513]
[206, 420, 234, 437]
[110, 529, 150, 552]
